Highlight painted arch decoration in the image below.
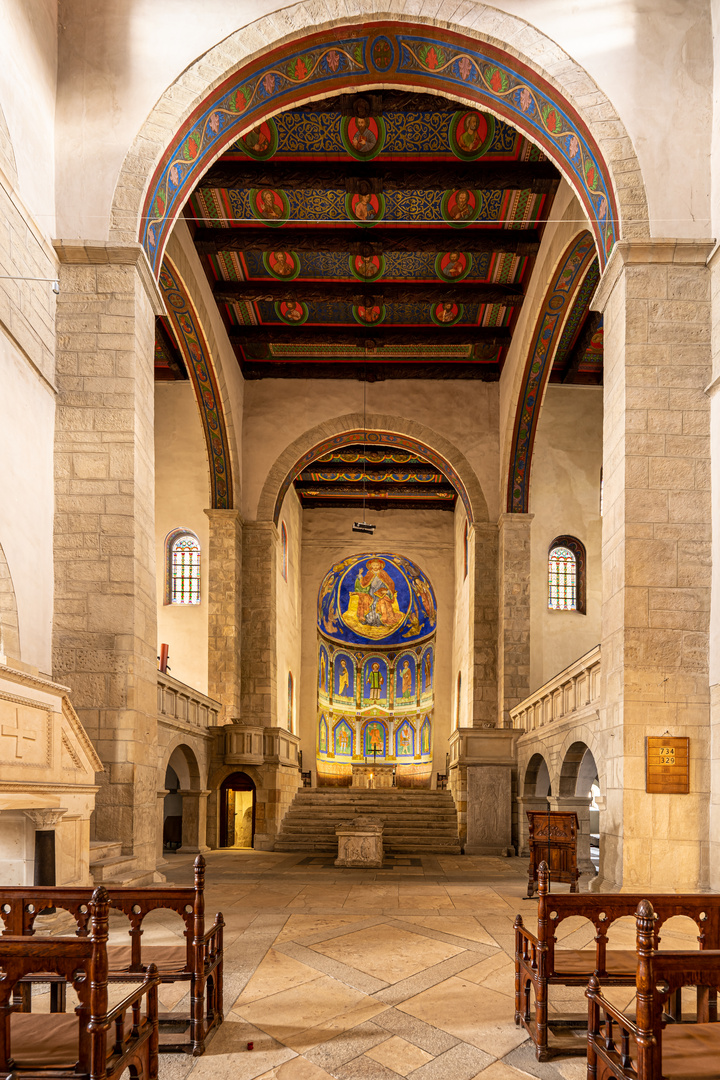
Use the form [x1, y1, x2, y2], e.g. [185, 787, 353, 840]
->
[158, 259, 234, 509]
[506, 232, 597, 514]
[141, 23, 618, 274]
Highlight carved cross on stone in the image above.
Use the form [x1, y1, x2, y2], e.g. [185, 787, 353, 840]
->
[2, 708, 37, 759]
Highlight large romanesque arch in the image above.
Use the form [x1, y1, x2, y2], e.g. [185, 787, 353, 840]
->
[109, 5, 650, 275]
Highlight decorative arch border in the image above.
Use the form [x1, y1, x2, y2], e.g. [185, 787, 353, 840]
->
[138, 21, 621, 276]
[138, 20, 621, 274]
[506, 231, 596, 513]
[270, 427, 477, 525]
[158, 258, 234, 509]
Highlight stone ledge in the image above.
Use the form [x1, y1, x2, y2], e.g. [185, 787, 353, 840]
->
[53, 240, 165, 317]
[593, 239, 716, 314]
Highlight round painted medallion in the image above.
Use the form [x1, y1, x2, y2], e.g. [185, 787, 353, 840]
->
[346, 191, 385, 227]
[371, 36, 394, 72]
[353, 304, 385, 326]
[240, 119, 278, 160]
[349, 253, 385, 282]
[430, 301, 463, 327]
[263, 250, 300, 280]
[275, 300, 309, 325]
[448, 110, 496, 160]
[441, 188, 482, 228]
[341, 116, 386, 161]
[249, 187, 290, 227]
[434, 251, 471, 282]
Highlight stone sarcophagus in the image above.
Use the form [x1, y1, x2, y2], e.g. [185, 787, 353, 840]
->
[335, 815, 383, 868]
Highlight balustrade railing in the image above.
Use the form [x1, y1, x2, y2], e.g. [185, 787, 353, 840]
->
[510, 645, 601, 733]
[157, 670, 221, 728]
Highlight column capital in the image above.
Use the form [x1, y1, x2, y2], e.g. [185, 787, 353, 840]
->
[204, 508, 242, 523]
[497, 512, 534, 528]
[593, 238, 715, 313]
[53, 239, 165, 316]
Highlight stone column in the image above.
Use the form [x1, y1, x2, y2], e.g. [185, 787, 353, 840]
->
[178, 790, 211, 853]
[497, 514, 533, 729]
[52, 241, 164, 873]
[472, 523, 499, 727]
[241, 522, 277, 725]
[548, 795, 595, 875]
[593, 239, 712, 891]
[516, 795, 549, 857]
[456, 728, 519, 855]
[156, 789, 168, 867]
[205, 509, 242, 722]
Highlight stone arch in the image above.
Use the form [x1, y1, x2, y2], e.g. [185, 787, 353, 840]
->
[523, 752, 551, 797]
[159, 257, 235, 510]
[0, 541, 20, 659]
[559, 737, 600, 798]
[206, 764, 264, 849]
[161, 739, 203, 790]
[109, 5, 649, 273]
[557, 725, 604, 796]
[257, 413, 489, 525]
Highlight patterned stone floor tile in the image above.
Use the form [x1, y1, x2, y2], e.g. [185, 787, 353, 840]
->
[303, 1021, 390, 1070]
[405, 1042, 493, 1080]
[397, 978, 529, 1057]
[310, 923, 462, 982]
[372, 1008, 459, 1056]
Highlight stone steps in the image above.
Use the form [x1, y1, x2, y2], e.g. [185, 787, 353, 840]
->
[274, 788, 461, 854]
[89, 842, 156, 886]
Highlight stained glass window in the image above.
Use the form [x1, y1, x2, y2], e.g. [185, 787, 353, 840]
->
[170, 533, 201, 605]
[548, 545, 577, 610]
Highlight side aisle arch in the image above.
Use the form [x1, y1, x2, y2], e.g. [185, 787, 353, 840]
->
[110, 7, 650, 272]
[159, 258, 234, 509]
[506, 232, 597, 513]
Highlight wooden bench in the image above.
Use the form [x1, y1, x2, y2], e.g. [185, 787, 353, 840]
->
[0, 885, 160, 1080]
[0, 854, 223, 1056]
[514, 860, 720, 1061]
[587, 899, 720, 1079]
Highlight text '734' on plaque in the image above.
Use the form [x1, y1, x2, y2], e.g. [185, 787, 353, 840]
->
[646, 736, 689, 794]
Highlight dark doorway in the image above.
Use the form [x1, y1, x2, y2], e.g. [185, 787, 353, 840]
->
[219, 772, 256, 848]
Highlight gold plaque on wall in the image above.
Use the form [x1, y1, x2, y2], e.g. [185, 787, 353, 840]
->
[646, 736, 689, 794]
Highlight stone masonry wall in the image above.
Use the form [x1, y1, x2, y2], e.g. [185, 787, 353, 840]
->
[241, 521, 277, 726]
[205, 509, 242, 722]
[497, 514, 532, 728]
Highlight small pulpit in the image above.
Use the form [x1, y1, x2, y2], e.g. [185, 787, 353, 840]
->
[526, 810, 579, 895]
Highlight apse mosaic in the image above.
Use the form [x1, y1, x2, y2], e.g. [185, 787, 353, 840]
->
[318, 552, 436, 646]
[315, 552, 436, 788]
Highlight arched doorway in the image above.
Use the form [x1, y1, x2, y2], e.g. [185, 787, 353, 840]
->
[219, 772, 256, 848]
[560, 741, 600, 873]
[161, 743, 204, 854]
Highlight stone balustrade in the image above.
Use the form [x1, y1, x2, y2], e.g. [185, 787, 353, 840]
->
[223, 719, 300, 768]
[510, 645, 601, 733]
[157, 671, 221, 729]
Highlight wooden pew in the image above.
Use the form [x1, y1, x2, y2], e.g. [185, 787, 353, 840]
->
[587, 899, 720, 1080]
[514, 860, 720, 1061]
[0, 885, 160, 1080]
[0, 854, 223, 1056]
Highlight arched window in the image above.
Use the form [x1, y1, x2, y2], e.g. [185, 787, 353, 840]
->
[281, 521, 288, 581]
[287, 672, 294, 732]
[548, 535, 586, 614]
[165, 529, 201, 605]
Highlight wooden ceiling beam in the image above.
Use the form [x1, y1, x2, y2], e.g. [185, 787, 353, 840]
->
[230, 326, 510, 347]
[201, 160, 559, 194]
[239, 361, 501, 380]
[562, 311, 603, 384]
[298, 496, 455, 510]
[214, 280, 523, 305]
[194, 226, 540, 256]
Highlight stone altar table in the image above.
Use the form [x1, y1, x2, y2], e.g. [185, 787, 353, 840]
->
[335, 816, 384, 868]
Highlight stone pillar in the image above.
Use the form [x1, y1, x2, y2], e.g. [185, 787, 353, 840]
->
[472, 523, 499, 727]
[156, 790, 168, 867]
[454, 728, 519, 854]
[241, 522, 277, 725]
[52, 241, 164, 873]
[516, 795, 549, 857]
[205, 509, 242, 722]
[497, 514, 533, 729]
[593, 239, 712, 891]
[178, 790, 211, 853]
[548, 795, 595, 875]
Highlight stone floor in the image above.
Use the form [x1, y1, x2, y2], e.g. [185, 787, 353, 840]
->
[42, 850, 701, 1080]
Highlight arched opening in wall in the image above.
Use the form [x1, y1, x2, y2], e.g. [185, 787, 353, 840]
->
[316, 553, 436, 789]
[560, 741, 600, 874]
[0, 541, 20, 660]
[524, 753, 551, 801]
[219, 772, 255, 848]
[162, 744, 202, 852]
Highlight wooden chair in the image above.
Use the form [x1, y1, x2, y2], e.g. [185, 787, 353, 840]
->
[515, 860, 720, 1061]
[526, 810, 579, 896]
[0, 885, 159, 1080]
[0, 854, 223, 1056]
[587, 899, 720, 1079]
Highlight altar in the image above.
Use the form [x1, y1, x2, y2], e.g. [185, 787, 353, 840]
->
[351, 764, 394, 789]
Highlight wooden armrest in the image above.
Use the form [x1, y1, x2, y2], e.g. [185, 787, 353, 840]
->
[203, 914, 224, 943]
[100, 968, 160, 1029]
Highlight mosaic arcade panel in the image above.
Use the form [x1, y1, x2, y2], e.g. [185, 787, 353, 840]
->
[316, 552, 435, 788]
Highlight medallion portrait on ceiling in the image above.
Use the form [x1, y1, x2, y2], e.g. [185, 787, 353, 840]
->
[264, 250, 300, 280]
[350, 254, 385, 282]
[449, 111, 496, 161]
[442, 188, 482, 227]
[347, 192, 385, 226]
[341, 115, 386, 160]
[363, 721, 386, 757]
[431, 302, 462, 326]
[334, 719, 353, 757]
[435, 251, 471, 282]
[396, 721, 415, 758]
[275, 300, 308, 324]
[334, 653, 355, 699]
[241, 119, 278, 160]
[249, 187, 290, 226]
[353, 304, 385, 326]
